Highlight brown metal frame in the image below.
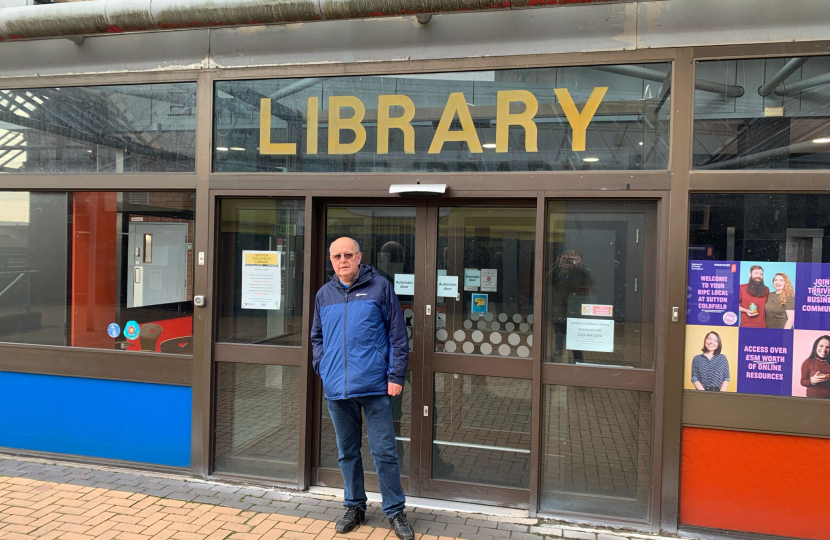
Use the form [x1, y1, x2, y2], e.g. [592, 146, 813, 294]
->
[3, 36, 830, 540]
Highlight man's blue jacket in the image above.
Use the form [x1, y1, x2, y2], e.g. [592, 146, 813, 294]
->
[311, 264, 409, 401]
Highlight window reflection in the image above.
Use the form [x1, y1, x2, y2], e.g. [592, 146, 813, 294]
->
[694, 56, 830, 169]
[0, 84, 196, 173]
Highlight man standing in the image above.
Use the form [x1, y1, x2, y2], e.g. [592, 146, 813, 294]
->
[739, 264, 769, 328]
[311, 237, 414, 540]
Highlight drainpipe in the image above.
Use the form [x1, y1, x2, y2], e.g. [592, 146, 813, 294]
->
[0, 0, 563, 42]
[758, 57, 809, 96]
[594, 65, 745, 98]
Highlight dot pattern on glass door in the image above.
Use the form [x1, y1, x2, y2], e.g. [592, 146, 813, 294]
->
[436, 313, 534, 358]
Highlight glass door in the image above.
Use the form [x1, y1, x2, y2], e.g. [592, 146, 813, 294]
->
[539, 200, 657, 521]
[420, 204, 537, 508]
[314, 203, 426, 496]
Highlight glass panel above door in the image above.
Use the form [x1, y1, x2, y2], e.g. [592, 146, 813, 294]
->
[213, 63, 671, 174]
[434, 207, 536, 358]
[545, 201, 656, 369]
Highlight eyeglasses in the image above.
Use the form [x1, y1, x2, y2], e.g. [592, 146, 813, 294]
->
[330, 252, 359, 261]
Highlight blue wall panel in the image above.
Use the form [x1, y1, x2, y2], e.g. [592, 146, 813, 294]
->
[0, 372, 191, 467]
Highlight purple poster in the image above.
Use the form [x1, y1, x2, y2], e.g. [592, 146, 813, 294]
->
[795, 263, 830, 330]
[687, 261, 739, 326]
[736, 328, 793, 396]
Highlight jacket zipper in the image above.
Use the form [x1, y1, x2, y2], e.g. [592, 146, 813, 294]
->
[343, 289, 348, 399]
[337, 270, 369, 400]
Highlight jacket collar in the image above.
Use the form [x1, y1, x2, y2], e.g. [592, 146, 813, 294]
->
[330, 264, 376, 291]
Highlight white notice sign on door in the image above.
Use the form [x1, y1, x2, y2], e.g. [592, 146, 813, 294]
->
[394, 274, 415, 295]
[241, 251, 281, 310]
[566, 318, 614, 353]
[464, 269, 481, 291]
[480, 269, 497, 292]
[437, 275, 459, 298]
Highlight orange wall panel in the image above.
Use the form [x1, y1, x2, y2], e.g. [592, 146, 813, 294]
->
[681, 427, 830, 540]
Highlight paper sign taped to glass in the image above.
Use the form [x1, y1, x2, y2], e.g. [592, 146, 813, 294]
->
[566, 318, 614, 353]
[241, 250, 282, 310]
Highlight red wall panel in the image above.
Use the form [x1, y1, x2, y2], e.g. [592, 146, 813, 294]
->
[681, 427, 830, 540]
[71, 192, 118, 349]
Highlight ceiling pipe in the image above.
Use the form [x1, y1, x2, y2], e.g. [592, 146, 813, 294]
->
[773, 69, 830, 96]
[594, 64, 745, 98]
[0, 0, 577, 42]
[758, 57, 809, 96]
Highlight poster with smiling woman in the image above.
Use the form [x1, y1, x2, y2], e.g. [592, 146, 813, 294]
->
[792, 330, 830, 399]
[684, 325, 739, 393]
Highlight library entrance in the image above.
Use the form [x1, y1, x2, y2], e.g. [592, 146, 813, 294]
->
[307, 197, 657, 512]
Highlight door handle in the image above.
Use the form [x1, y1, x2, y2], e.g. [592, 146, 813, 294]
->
[134, 267, 141, 284]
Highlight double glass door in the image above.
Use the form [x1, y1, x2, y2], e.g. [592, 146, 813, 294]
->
[312, 198, 657, 513]
[315, 202, 536, 506]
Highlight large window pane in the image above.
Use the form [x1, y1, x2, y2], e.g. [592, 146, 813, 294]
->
[0, 84, 196, 173]
[545, 201, 654, 368]
[214, 363, 300, 481]
[694, 56, 830, 169]
[214, 64, 670, 173]
[319, 372, 412, 477]
[686, 194, 830, 400]
[215, 199, 305, 346]
[541, 385, 652, 520]
[435, 207, 536, 358]
[0, 191, 195, 354]
[432, 374, 531, 489]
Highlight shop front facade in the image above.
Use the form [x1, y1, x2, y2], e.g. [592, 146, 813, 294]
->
[1, 1, 829, 539]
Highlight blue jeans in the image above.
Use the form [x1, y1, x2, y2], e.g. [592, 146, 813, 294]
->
[326, 394, 406, 518]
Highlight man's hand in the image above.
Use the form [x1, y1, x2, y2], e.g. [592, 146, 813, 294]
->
[388, 382, 402, 396]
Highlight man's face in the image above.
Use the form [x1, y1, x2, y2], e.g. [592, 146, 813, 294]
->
[330, 237, 362, 284]
[750, 268, 764, 282]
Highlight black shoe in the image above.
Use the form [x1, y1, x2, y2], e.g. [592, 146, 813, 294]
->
[335, 506, 366, 534]
[389, 512, 414, 540]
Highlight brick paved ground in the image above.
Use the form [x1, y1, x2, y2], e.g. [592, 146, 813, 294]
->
[0, 456, 687, 540]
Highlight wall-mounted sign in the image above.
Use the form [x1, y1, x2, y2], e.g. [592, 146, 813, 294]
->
[259, 87, 608, 157]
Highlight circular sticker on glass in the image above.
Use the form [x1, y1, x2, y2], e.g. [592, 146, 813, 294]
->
[107, 323, 121, 338]
[696, 311, 711, 324]
[124, 321, 141, 340]
[723, 311, 738, 325]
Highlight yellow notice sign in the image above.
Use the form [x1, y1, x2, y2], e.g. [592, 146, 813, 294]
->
[244, 252, 279, 266]
[241, 250, 282, 310]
